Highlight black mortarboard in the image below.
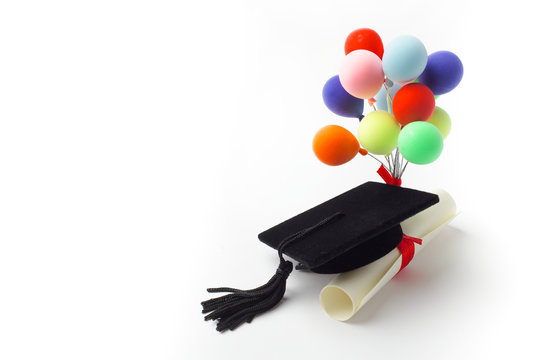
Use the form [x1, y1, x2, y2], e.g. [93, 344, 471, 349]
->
[202, 182, 439, 332]
[258, 181, 439, 274]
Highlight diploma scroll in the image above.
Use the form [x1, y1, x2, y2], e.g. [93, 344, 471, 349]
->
[319, 188, 457, 321]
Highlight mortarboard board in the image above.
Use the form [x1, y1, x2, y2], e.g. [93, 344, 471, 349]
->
[202, 182, 439, 331]
[258, 181, 438, 274]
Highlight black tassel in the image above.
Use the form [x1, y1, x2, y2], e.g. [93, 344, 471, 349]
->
[201, 259, 293, 332]
[201, 212, 342, 332]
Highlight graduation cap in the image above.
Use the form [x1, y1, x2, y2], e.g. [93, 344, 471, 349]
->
[202, 182, 439, 331]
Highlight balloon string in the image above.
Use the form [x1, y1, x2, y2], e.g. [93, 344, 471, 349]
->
[385, 155, 392, 175]
[368, 153, 390, 172]
[394, 149, 400, 178]
[396, 149, 401, 176]
[384, 80, 393, 115]
[393, 150, 397, 178]
[399, 160, 408, 179]
[366, 151, 407, 180]
[384, 80, 400, 179]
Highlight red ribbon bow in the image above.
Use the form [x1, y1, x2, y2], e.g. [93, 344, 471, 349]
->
[397, 234, 423, 272]
[377, 165, 402, 186]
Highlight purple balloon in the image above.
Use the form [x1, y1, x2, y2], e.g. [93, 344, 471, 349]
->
[419, 51, 463, 95]
[322, 75, 364, 119]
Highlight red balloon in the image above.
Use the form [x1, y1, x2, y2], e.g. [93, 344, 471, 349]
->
[344, 28, 384, 59]
[392, 83, 435, 126]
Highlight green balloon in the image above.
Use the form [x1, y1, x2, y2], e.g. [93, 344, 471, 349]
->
[398, 122, 443, 164]
[358, 111, 401, 155]
[427, 106, 451, 139]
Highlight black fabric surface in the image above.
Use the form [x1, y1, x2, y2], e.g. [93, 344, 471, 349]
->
[258, 182, 439, 274]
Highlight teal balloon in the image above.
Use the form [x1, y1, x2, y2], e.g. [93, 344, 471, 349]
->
[398, 122, 443, 164]
[383, 35, 427, 83]
[374, 81, 402, 112]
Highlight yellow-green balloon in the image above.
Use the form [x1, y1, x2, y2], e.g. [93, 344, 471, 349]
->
[398, 121, 443, 164]
[357, 110, 400, 155]
[427, 106, 451, 139]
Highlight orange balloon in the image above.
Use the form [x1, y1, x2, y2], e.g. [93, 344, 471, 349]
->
[313, 125, 359, 166]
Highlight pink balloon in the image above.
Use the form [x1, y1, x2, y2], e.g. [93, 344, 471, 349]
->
[339, 50, 385, 99]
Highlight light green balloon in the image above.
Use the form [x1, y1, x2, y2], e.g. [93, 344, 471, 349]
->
[357, 111, 400, 155]
[427, 106, 451, 139]
[398, 121, 443, 164]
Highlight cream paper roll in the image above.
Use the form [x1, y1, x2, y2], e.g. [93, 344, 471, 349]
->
[319, 188, 457, 321]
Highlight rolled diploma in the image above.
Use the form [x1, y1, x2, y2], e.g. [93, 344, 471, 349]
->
[319, 188, 457, 321]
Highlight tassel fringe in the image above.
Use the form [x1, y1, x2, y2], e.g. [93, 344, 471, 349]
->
[201, 260, 293, 332]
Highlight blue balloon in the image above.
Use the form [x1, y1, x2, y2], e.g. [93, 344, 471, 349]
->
[419, 51, 463, 95]
[373, 81, 402, 112]
[382, 35, 427, 83]
[322, 75, 364, 118]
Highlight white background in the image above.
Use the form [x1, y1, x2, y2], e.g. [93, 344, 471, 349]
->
[1, 0, 539, 359]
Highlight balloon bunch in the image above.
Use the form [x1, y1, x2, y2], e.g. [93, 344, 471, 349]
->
[314, 28, 463, 182]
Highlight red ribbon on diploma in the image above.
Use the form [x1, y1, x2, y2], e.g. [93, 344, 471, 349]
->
[397, 234, 423, 272]
[376, 165, 420, 272]
[377, 165, 402, 186]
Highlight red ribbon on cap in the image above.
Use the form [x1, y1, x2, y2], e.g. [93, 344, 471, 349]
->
[377, 165, 402, 186]
[397, 234, 423, 272]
